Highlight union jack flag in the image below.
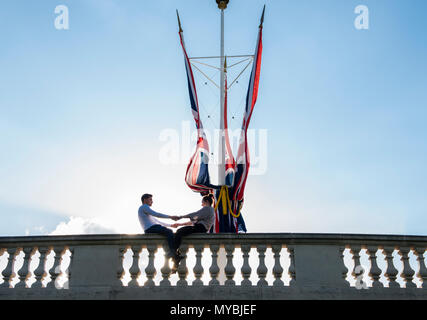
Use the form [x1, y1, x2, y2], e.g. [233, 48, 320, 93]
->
[224, 73, 236, 188]
[230, 9, 264, 218]
[177, 7, 265, 233]
[178, 24, 212, 194]
[214, 8, 264, 233]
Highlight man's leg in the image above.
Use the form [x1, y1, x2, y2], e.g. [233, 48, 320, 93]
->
[145, 225, 176, 258]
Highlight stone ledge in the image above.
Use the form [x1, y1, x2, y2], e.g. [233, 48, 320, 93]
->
[1, 286, 426, 300]
[0, 233, 426, 247]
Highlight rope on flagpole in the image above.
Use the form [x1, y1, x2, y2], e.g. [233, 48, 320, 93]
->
[214, 185, 242, 218]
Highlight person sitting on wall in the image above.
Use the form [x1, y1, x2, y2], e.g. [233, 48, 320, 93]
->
[171, 194, 215, 273]
[138, 193, 180, 261]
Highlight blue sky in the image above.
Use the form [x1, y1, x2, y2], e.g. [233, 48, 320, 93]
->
[0, 0, 426, 236]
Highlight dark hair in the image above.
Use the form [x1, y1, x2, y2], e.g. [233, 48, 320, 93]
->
[141, 193, 153, 203]
[202, 194, 214, 206]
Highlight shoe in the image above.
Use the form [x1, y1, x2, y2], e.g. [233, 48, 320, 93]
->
[171, 260, 179, 274]
[171, 254, 182, 274]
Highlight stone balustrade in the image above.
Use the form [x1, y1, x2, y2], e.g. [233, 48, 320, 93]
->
[0, 233, 426, 299]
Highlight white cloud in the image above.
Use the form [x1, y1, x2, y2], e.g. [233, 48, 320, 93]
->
[49, 216, 117, 235]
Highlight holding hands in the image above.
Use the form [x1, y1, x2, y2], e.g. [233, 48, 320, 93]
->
[169, 215, 194, 228]
[171, 221, 194, 228]
[170, 215, 184, 228]
[170, 215, 181, 228]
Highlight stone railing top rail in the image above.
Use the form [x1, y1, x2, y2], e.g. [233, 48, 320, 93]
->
[0, 233, 426, 247]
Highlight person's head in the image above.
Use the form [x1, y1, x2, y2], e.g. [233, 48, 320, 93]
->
[141, 193, 153, 206]
[201, 194, 214, 207]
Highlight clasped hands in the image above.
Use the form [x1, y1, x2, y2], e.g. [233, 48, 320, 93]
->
[169, 215, 193, 228]
[170, 215, 183, 228]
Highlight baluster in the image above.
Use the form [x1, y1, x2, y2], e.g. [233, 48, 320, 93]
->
[240, 244, 252, 286]
[0, 248, 18, 288]
[256, 244, 268, 286]
[272, 244, 284, 287]
[144, 244, 157, 287]
[62, 247, 73, 290]
[209, 244, 220, 286]
[115, 246, 126, 287]
[350, 245, 361, 278]
[398, 247, 416, 288]
[287, 245, 296, 286]
[0, 249, 4, 284]
[382, 246, 399, 288]
[224, 244, 236, 286]
[414, 247, 427, 289]
[128, 245, 142, 287]
[366, 246, 383, 288]
[47, 247, 64, 289]
[160, 243, 172, 287]
[32, 247, 50, 288]
[192, 244, 204, 286]
[339, 246, 350, 287]
[350, 245, 367, 288]
[177, 244, 189, 286]
[16, 247, 35, 288]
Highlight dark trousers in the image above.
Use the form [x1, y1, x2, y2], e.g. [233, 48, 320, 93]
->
[145, 224, 176, 257]
[173, 224, 207, 252]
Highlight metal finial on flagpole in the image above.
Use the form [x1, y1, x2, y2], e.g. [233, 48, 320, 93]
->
[216, 0, 229, 10]
[176, 9, 183, 32]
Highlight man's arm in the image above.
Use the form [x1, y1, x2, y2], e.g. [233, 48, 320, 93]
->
[142, 205, 171, 219]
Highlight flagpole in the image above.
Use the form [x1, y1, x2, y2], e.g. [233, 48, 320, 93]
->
[216, 0, 229, 284]
[218, 7, 226, 186]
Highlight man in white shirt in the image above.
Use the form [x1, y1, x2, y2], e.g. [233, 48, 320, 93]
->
[138, 193, 179, 260]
